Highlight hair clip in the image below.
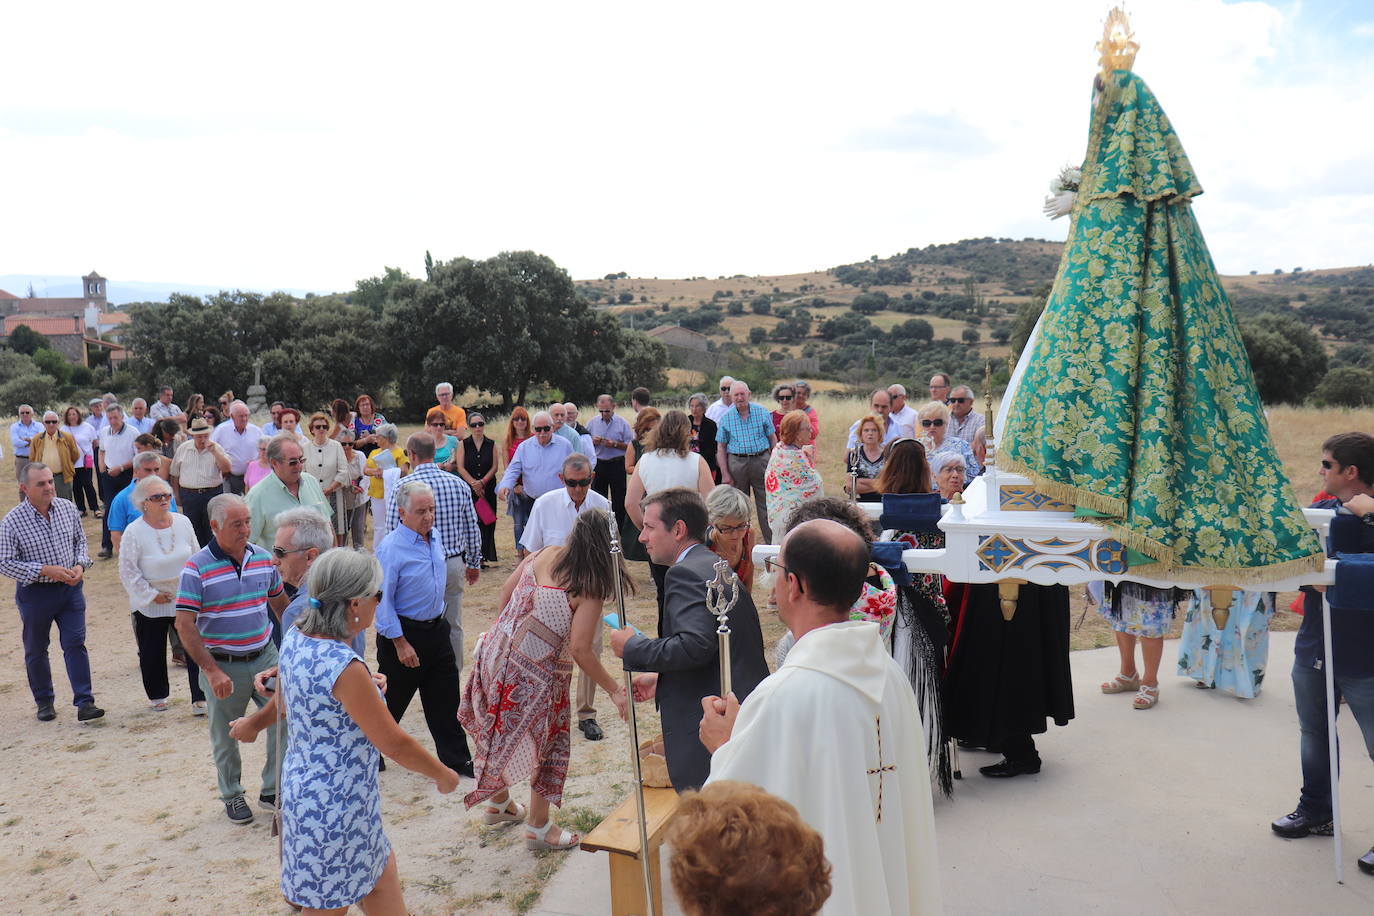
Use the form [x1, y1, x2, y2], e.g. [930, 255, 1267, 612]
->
[308, 597, 322, 608]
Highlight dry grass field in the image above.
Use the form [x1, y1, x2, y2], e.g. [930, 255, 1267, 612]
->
[0, 399, 1363, 913]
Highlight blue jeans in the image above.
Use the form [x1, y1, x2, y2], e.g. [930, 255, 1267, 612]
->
[507, 491, 533, 551]
[18, 582, 93, 708]
[1292, 660, 1374, 820]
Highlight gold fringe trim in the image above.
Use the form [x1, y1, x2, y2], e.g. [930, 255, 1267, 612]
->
[993, 458, 1328, 585]
[996, 456, 1127, 518]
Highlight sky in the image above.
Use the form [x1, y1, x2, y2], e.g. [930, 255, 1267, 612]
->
[3, 0, 1371, 295]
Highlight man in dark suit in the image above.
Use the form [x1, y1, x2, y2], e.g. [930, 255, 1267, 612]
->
[611, 487, 769, 791]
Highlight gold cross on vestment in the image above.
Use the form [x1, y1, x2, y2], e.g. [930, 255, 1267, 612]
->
[866, 716, 896, 822]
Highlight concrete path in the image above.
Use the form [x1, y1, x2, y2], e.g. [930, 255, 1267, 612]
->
[532, 632, 1374, 915]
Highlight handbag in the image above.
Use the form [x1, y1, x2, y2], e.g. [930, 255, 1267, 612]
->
[620, 515, 649, 562]
[473, 494, 497, 525]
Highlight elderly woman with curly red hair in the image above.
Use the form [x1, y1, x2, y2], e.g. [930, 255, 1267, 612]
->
[669, 780, 831, 916]
[763, 410, 822, 542]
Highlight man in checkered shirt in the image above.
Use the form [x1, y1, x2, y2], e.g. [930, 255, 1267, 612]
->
[0, 462, 103, 723]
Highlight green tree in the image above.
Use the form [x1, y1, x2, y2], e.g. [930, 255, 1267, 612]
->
[851, 291, 890, 314]
[7, 324, 46, 356]
[727, 301, 744, 316]
[889, 318, 935, 343]
[30, 348, 71, 386]
[749, 327, 767, 345]
[750, 297, 772, 315]
[820, 312, 873, 340]
[352, 266, 411, 315]
[0, 373, 54, 413]
[962, 327, 981, 344]
[1239, 312, 1327, 404]
[1009, 283, 1051, 358]
[1313, 366, 1374, 407]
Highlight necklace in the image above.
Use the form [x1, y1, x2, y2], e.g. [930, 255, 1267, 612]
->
[151, 520, 177, 555]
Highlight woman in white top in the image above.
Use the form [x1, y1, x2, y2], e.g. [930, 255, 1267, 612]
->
[62, 405, 99, 516]
[117, 475, 206, 713]
[303, 411, 353, 540]
[626, 410, 714, 608]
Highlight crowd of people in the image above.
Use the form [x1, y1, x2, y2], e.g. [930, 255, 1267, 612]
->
[3, 368, 1371, 912]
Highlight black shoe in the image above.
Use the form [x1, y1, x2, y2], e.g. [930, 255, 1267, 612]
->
[979, 757, 1041, 778]
[258, 793, 277, 812]
[76, 702, 105, 722]
[224, 794, 253, 824]
[1358, 846, 1374, 876]
[457, 760, 475, 779]
[579, 718, 605, 741]
[1271, 810, 1333, 838]
[98, 547, 113, 559]
[378, 758, 387, 772]
[956, 739, 984, 751]
[36, 703, 56, 722]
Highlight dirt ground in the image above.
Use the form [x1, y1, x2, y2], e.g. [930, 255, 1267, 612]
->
[0, 400, 1343, 914]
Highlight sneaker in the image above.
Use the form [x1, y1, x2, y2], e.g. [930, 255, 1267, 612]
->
[258, 793, 277, 812]
[76, 702, 105, 722]
[36, 703, 56, 722]
[191, 701, 208, 716]
[224, 795, 254, 824]
[1272, 810, 1333, 838]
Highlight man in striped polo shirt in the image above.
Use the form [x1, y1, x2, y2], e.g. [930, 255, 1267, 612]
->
[175, 493, 287, 825]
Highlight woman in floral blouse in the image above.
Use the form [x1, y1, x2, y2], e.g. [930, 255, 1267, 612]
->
[763, 410, 822, 543]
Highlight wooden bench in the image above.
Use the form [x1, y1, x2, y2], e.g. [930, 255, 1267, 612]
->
[580, 787, 681, 916]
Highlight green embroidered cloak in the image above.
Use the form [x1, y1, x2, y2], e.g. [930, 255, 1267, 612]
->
[1000, 70, 1323, 583]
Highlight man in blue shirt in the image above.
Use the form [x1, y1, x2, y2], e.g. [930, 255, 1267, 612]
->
[1271, 432, 1374, 877]
[108, 452, 179, 553]
[376, 479, 473, 777]
[10, 405, 42, 483]
[588, 394, 634, 528]
[715, 381, 778, 542]
[499, 412, 575, 503]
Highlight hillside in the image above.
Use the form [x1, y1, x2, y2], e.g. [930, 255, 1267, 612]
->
[575, 239, 1374, 390]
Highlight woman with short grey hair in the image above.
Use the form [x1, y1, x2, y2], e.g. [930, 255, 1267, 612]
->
[118, 474, 205, 713]
[273, 549, 459, 912]
[687, 393, 719, 483]
[703, 484, 755, 594]
[364, 424, 409, 552]
[931, 450, 967, 500]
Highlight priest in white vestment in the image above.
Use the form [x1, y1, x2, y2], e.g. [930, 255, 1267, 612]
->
[701, 519, 942, 916]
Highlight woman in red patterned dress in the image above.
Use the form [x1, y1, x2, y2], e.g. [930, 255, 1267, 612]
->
[459, 510, 632, 851]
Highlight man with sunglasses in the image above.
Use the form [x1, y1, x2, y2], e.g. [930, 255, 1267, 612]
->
[246, 435, 332, 552]
[705, 376, 735, 424]
[948, 385, 984, 444]
[520, 454, 612, 741]
[1271, 432, 1374, 877]
[498, 411, 575, 506]
[887, 384, 918, 439]
[28, 411, 80, 502]
[11, 405, 42, 483]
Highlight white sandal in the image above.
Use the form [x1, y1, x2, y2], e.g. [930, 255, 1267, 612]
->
[1133, 684, 1160, 710]
[525, 819, 580, 851]
[482, 797, 527, 825]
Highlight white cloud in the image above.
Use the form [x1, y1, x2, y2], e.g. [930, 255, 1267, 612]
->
[0, 0, 1368, 290]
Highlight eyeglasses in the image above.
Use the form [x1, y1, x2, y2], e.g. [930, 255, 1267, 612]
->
[778, 394, 794, 401]
[720, 387, 731, 392]
[715, 522, 750, 535]
[146, 493, 172, 502]
[949, 397, 972, 404]
[763, 556, 793, 578]
[533, 425, 552, 432]
[470, 421, 485, 428]
[921, 419, 945, 427]
[281, 458, 304, 467]
[311, 424, 328, 431]
[564, 478, 591, 488]
[428, 421, 446, 427]
[19, 411, 31, 415]
[43, 419, 58, 425]
[271, 546, 309, 558]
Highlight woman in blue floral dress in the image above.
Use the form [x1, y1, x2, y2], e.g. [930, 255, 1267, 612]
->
[1176, 589, 1275, 698]
[248, 550, 459, 914]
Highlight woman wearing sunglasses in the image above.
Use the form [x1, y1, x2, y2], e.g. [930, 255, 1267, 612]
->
[458, 412, 498, 566]
[916, 400, 980, 481]
[425, 409, 460, 474]
[117, 474, 206, 713]
[304, 411, 353, 544]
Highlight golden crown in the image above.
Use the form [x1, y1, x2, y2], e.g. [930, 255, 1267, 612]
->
[1096, 7, 1139, 79]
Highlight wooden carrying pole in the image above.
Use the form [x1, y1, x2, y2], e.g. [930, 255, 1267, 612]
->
[607, 511, 658, 915]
